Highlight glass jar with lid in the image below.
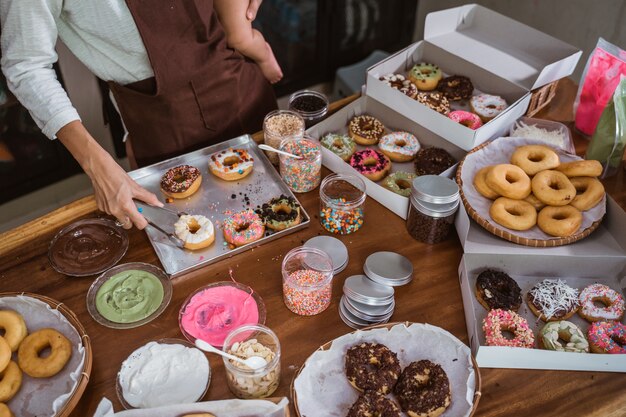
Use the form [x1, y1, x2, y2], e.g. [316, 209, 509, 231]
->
[319, 173, 366, 235]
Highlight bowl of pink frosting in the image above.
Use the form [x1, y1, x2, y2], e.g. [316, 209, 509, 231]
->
[178, 281, 266, 348]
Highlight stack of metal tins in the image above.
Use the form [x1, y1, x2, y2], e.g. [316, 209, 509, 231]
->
[340, 252, 413, 329]
[303, 236, 348, 275]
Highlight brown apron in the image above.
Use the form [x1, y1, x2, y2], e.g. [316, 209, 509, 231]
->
[109, 0, 277, 167]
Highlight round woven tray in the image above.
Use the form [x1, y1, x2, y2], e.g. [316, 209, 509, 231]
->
[455, 140, 603, 247]
[290, 321, 482, 417]
[0, 292, 92, 417]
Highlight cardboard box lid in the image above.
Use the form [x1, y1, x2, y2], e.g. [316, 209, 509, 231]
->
[424, 4, 582, 90]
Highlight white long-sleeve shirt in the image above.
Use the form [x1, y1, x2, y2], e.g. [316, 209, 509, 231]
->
[0, 0, 153, 139]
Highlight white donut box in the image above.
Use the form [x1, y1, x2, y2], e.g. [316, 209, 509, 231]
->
[365, 4, 582, 152]
[458, 197, 626, 372]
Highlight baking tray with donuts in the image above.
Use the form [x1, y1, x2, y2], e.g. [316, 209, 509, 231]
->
[129, 134, 310, 277]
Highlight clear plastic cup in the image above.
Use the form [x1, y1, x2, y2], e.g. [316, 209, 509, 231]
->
[319, 173, 366, 234]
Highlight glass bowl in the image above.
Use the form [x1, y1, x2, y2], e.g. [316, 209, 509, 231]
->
[86, 262, 172, 329]
[178, 281, 266, 348]
[116, 338, 211, 409]
[48, 218, 128, 277]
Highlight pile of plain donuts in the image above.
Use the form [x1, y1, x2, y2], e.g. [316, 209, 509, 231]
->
[0, 309, 73, 416]
[473, 144, 605, 237]
[344, 342, 451, 417]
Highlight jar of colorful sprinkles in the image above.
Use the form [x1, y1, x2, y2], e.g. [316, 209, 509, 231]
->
[278, 136, 322, 193]
[281, 247, 334, 316]
[319, 173, 366, 235]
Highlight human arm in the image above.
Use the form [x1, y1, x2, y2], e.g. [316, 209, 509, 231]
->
[1, 0, 161, 229]
[246, 0, 262, 20]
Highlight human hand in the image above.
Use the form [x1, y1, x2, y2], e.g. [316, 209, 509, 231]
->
[246, 0, 262, 20]
[89, 152, 163, 230]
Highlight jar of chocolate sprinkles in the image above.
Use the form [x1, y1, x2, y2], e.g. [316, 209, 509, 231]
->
[406, 175, 460, 244]
[288, 90, 329, 128]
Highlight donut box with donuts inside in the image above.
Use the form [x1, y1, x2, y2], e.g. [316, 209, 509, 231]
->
[456, 196, 626, 372]
[365, 4, 581, 151]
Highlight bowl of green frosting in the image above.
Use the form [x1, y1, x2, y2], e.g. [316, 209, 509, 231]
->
[86, 262, 172, 329]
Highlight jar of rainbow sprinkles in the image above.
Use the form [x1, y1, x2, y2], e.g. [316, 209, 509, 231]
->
[278, 136, 322, 193]
[319, 173, 366, 235]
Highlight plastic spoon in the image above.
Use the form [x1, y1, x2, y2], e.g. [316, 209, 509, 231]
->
[258, 143, 302, 159]
[195, 338, 268, 370]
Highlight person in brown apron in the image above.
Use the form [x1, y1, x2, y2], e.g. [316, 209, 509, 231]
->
[110, 0, 277, 168]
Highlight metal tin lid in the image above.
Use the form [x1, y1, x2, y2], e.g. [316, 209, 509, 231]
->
[363, 252, 413, 286]
[339, 298, 389, 329]
[410, 175, 460, 205]
[338, 302, 365, 329]
[341, 296, 394, 321]
[409, 196, 460, 218]
[343, 275, 394, 306]
[304, 236, 349, 272]
[344, 296, 395, 317]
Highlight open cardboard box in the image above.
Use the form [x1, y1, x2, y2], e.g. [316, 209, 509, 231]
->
[365, 4, 581, 151]
[306, 96, 466, 219]
[457, 197, 626, 372]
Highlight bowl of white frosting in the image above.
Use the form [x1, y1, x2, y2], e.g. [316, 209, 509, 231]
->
[116, 338, 211, 409]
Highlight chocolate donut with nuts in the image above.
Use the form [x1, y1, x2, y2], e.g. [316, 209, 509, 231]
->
[394, 360, 451, 417]
[475, 269, 522, 312]
[345, 342, 401, 394]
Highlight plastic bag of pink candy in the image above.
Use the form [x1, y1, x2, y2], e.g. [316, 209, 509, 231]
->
[574, 38, 626, 135]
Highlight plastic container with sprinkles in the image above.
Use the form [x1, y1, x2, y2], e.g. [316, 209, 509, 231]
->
[263, 110, 305, 164]
[406, 175, 460, 244]
[288, 90, 329, 128]
[278, 136, 322, 193]
[281, 246, 334, 316]
[319, 173, 366, 235]
[222, 324, 281, 399]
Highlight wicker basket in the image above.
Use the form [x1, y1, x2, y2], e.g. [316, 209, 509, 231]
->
[290, 321, 482, 417]
[0, 292, 92, 417]
[526, 80, 559, 117]
[455, 140, 603, 247]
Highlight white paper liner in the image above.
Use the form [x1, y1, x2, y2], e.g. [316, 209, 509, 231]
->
[0, 295, 86, 417]
[92, 397, 289, 417]
[460, 137, 606, 240]
[293, 323, 476, 417]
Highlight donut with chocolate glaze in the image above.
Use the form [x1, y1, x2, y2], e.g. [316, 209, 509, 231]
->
[436, 75, 473, 100]
[255, 195, 302, 231]
[475, 269, 522, 312]
[416, 92, 450, 115]
[347, 391, 401, 417]
[348, 115, 385, 146]
[394, 360, 451, 417]
[160, 165, 202, 199]
[345, 342, 401, 394]
[414, 147, 456, 176]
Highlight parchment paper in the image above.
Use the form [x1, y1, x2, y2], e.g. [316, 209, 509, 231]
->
[460, 137, 606, 240]
[0, 295, 86, 417]
[293, 323, 476, 417]
[93, 397, 289, 417]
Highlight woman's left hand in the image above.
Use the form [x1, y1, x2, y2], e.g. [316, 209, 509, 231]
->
[246, 0, 262, 20]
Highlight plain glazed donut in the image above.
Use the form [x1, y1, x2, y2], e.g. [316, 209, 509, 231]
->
[539, 321, 589, 353]
[483, 309, 534, 348]
[579, 284, 625, 322]
[222, 210, 265, 247]
[523, 194, 546, 211]
[490, 197, 537, 231]
[349, 149, 391, 181]
[377, 132, 421, 162]
[0, 361, 21, 402]
[569, 177, 605, 211]
[208, 148, 254, 181]
[0, 339, 9, 375]
[347, 391, 401, 417]
[0, 311, 27, 353]
[473, 166, 499, 199]
[345, 342, 401, 394]
[485, 164, 531, 199]
[394, 360, 451, 417]
[537, 205, 582, 237]
[160, 165, 202, 199]
[531, 170, 576, 206]
[556, 160, 603, 178]
[588, 321, 626, 354]
[510, 145, 560, 176]
[348, 115, 385, 146]
[17, 328, 72, 378]
[174, 214, 215, 250]
[0, 403, 14, 417]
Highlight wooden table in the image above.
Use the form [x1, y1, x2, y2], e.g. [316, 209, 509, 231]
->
[1, 78, 625, 417]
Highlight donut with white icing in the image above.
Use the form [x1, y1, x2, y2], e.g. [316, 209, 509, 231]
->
[470, 94, 507, 122]
[527, 279, 579, 321]
[208, 148, 254, 181]
[377, 132, 421, 162]
[174, 214, 215, 250]
[579, 284, 625, 322]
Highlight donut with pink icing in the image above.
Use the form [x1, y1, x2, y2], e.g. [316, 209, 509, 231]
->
[448, 110, 483, 130]
[482, 309, 534, 348]
[222, 210, 265, 247]
[588, 321, 626, 354]
[578, 283, 625, 322]
[349, 149, 391, 182]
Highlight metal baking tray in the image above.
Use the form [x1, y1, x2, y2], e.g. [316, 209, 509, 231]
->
[129, 135, 310, 277]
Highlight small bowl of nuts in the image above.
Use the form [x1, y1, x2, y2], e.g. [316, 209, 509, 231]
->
[222, 324, 281, 399]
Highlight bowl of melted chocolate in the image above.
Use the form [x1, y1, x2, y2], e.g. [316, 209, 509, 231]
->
[48, 218, 129, 277]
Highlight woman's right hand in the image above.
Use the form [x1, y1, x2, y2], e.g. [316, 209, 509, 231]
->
[57, 121, 163, 230]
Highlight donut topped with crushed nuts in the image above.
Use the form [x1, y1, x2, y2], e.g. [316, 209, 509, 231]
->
[345, 342, 401, 394]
